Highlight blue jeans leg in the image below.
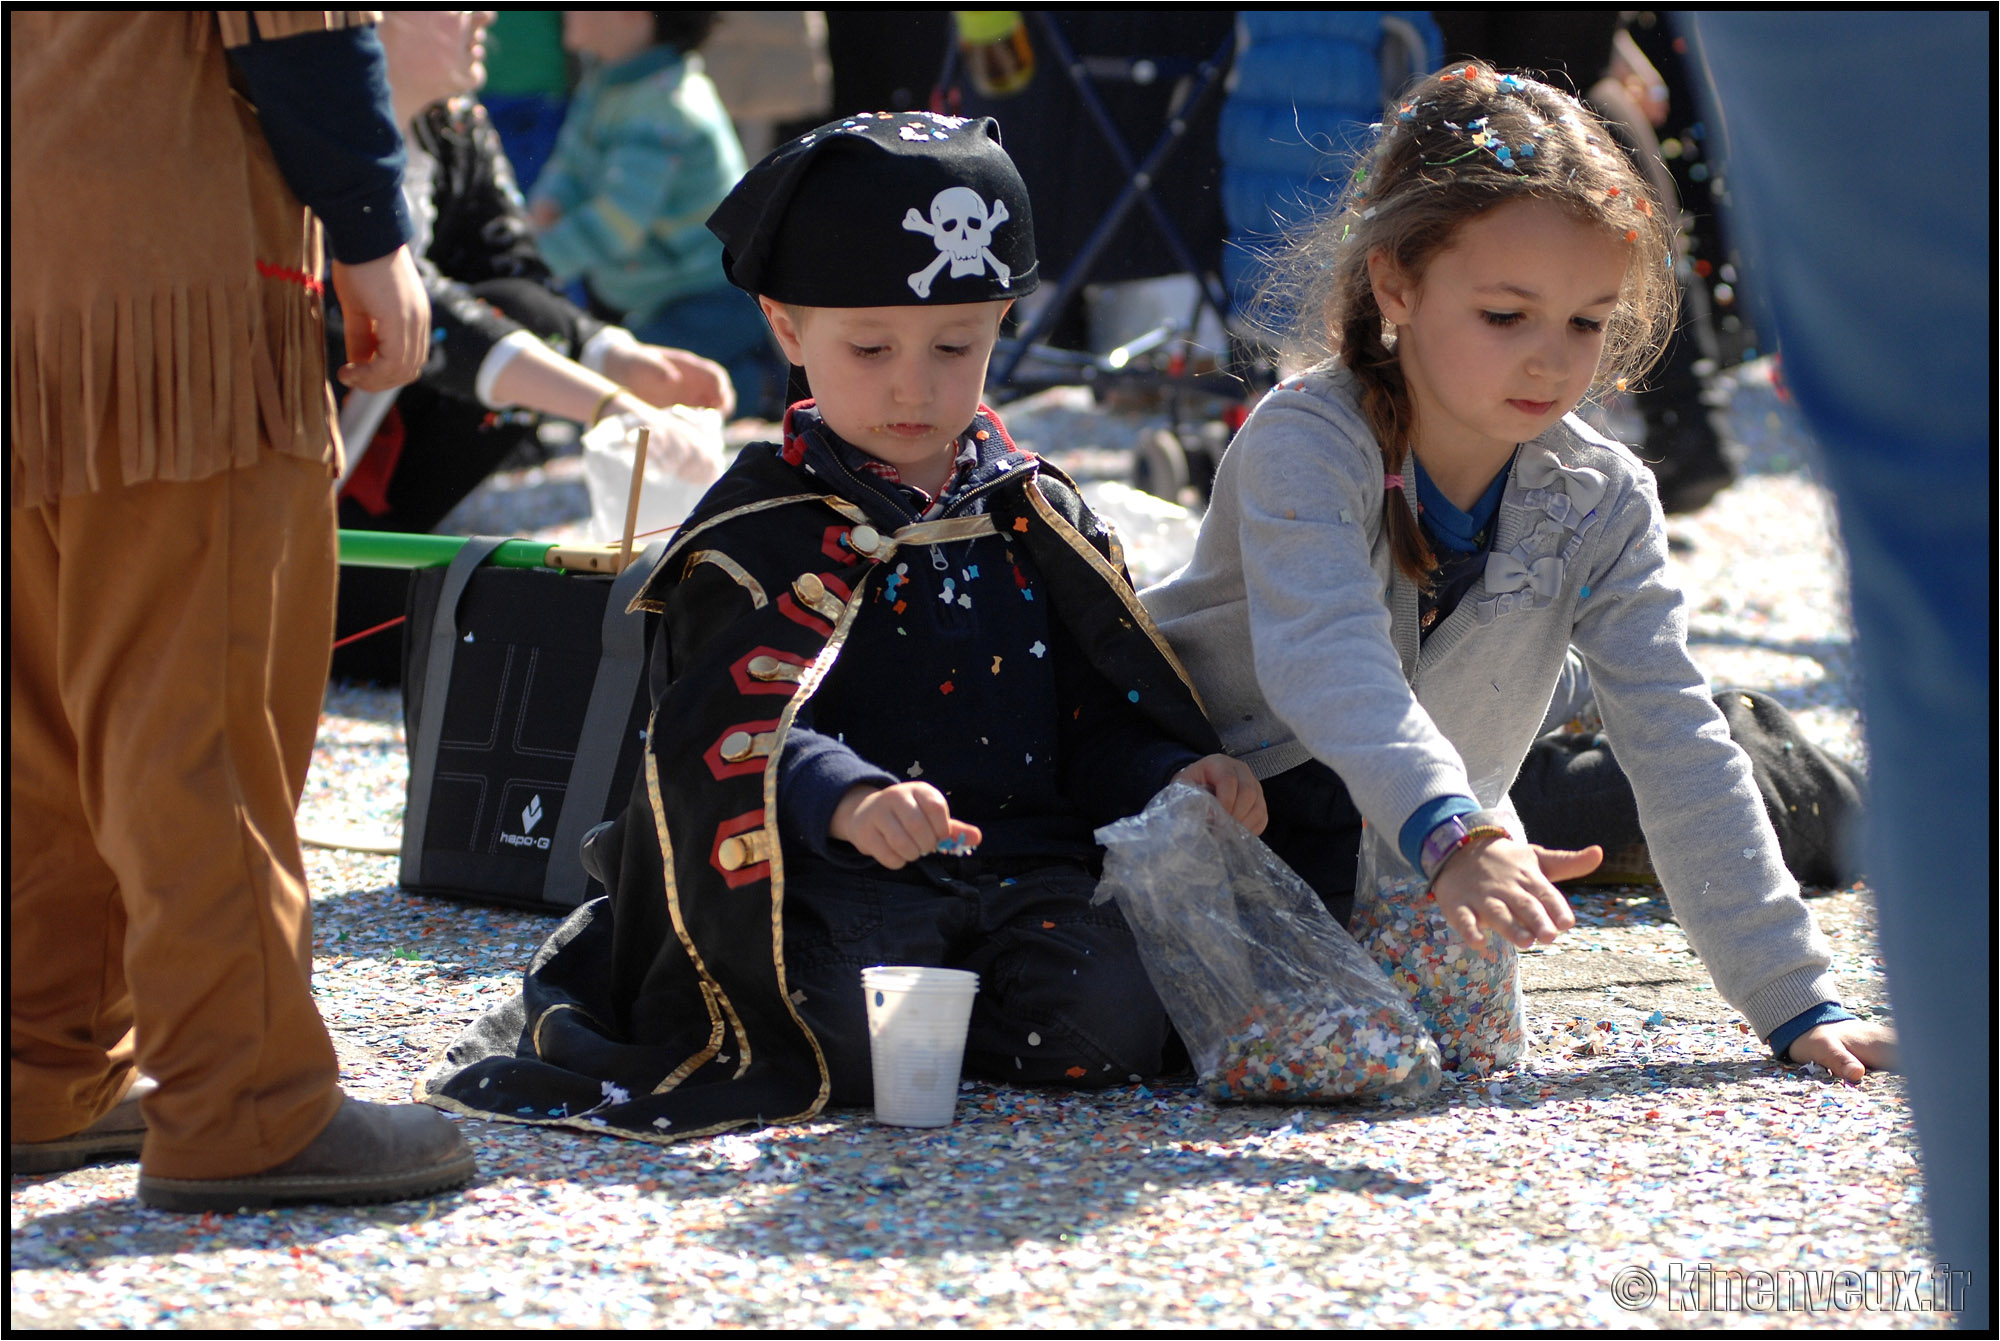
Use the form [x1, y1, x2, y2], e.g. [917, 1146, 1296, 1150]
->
[1688, 15, 1990, 1328]
[950, 864, 1173, 1090]
[782, 867, 944, 1108]
[782, 860, 1171, 1106]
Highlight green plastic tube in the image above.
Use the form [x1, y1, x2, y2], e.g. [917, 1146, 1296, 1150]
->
[337, 531, 559, 570]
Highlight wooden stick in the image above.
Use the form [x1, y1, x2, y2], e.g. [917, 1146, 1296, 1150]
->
[619, 426, 649, 573]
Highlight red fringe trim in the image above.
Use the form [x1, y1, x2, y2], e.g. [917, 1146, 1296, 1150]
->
[256, 259, 324, 295]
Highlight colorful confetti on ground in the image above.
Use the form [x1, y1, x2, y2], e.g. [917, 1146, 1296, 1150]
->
[1207, 1000, 1439, 1103]
[11, 364, 1951, 1328]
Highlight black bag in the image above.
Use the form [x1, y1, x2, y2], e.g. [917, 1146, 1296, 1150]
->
[398, 538, 664, 911]
[1714, 687, 1868, 889]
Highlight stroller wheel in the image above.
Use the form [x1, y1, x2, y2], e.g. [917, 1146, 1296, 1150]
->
[1133, 428, 1190, 502]
[1183, 434, 1221, 502]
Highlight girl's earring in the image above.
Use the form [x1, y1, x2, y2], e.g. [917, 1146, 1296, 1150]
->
[1368, 254, 1416, 326]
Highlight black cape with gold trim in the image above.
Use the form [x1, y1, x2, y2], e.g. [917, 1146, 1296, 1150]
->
[420, 407, 1220, 1142]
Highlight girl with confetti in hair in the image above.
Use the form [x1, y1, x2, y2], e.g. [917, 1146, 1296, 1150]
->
[1143, 63, 1894, 1079]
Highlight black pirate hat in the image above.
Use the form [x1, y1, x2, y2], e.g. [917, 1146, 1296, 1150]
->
[708, 111, 1038, 307]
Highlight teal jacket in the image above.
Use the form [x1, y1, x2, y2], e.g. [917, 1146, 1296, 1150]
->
[531, 47, 743, 323]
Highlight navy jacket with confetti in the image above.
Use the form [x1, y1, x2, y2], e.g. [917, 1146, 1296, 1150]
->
[423, 402, 1220, 1144]
[773, 406, 1211, 871]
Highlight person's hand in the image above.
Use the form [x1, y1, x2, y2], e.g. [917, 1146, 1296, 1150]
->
[1608, 28, 1670, 129]
[602, 341, 737, 418]
[329, 245, 429, 391]
[829, 783, 983, 870]
[1174, 754, 1267, 834]
[1430, 837, 1596, 949]
[613, 400, 724, 487]
[1786, 1020, 1897, 1082]
[528, 197, 562, 230]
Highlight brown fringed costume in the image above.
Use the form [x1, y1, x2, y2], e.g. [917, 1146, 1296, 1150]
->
[8, 11, 378, 1178]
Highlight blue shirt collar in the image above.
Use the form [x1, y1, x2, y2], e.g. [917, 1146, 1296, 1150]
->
[1414, 450, 1515, 555]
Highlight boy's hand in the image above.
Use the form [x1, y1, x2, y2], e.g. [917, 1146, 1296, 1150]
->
[329, 245, 429, 391]
[1174, 755, 1267, 834]
[1430, 838, 1594, 949]
[1786, 1020, 1897, 1082]
[829, 783, 982, 870]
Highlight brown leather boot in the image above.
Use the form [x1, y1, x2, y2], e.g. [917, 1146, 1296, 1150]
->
[135, 1095, 476, 1212]
[10, 1076, 156, 1175]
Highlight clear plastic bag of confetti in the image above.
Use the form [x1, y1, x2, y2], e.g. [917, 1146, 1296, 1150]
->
[1093, 784, 1441, 1103]
[1349, 837, 1526, 1075]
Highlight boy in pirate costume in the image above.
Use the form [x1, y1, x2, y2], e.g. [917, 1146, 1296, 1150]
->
[423, 113, 1262, 1142]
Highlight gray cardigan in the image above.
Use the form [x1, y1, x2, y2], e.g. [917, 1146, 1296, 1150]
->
[1141, 365, 1839, 1042]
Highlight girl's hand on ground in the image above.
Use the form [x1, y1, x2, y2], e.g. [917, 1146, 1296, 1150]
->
[604, 342, 737, 417]
[1787, 1020, 1897, 1082]
[829, 783, 982, 870]
[1431, 838, 1594, 949]
[1174, 755, 1267, 834]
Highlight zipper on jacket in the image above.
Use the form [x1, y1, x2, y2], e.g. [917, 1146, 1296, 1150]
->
[816, 442, 1031, 570]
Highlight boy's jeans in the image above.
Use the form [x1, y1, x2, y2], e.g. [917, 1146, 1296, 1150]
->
[783, 856, 1173, 1105]
[1688, 14, 1989, 1328]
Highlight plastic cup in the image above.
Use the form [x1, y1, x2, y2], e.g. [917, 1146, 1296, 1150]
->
[861, 966, 980, 1127]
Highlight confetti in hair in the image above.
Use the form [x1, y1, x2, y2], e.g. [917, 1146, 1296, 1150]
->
[1247, 57, 1679, 479]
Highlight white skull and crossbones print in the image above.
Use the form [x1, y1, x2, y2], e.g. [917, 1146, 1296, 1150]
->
[902, 187, 1012, 299]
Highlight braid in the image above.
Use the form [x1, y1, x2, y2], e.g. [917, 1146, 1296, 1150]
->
[1340, 299, 1438, 589]
[1246, 60, 1679, 593]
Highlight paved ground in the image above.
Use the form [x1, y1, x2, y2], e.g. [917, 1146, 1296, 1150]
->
[9, 363, 1958, 1329]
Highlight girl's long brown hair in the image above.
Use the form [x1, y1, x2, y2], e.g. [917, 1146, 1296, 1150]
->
[1248, 61, 1678, 588]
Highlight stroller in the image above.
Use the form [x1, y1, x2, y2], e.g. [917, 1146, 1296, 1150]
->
[938, 11, 1440, 502]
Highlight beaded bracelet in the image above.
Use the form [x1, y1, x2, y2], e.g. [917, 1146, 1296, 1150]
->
[1418, 809, 1511, 885]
